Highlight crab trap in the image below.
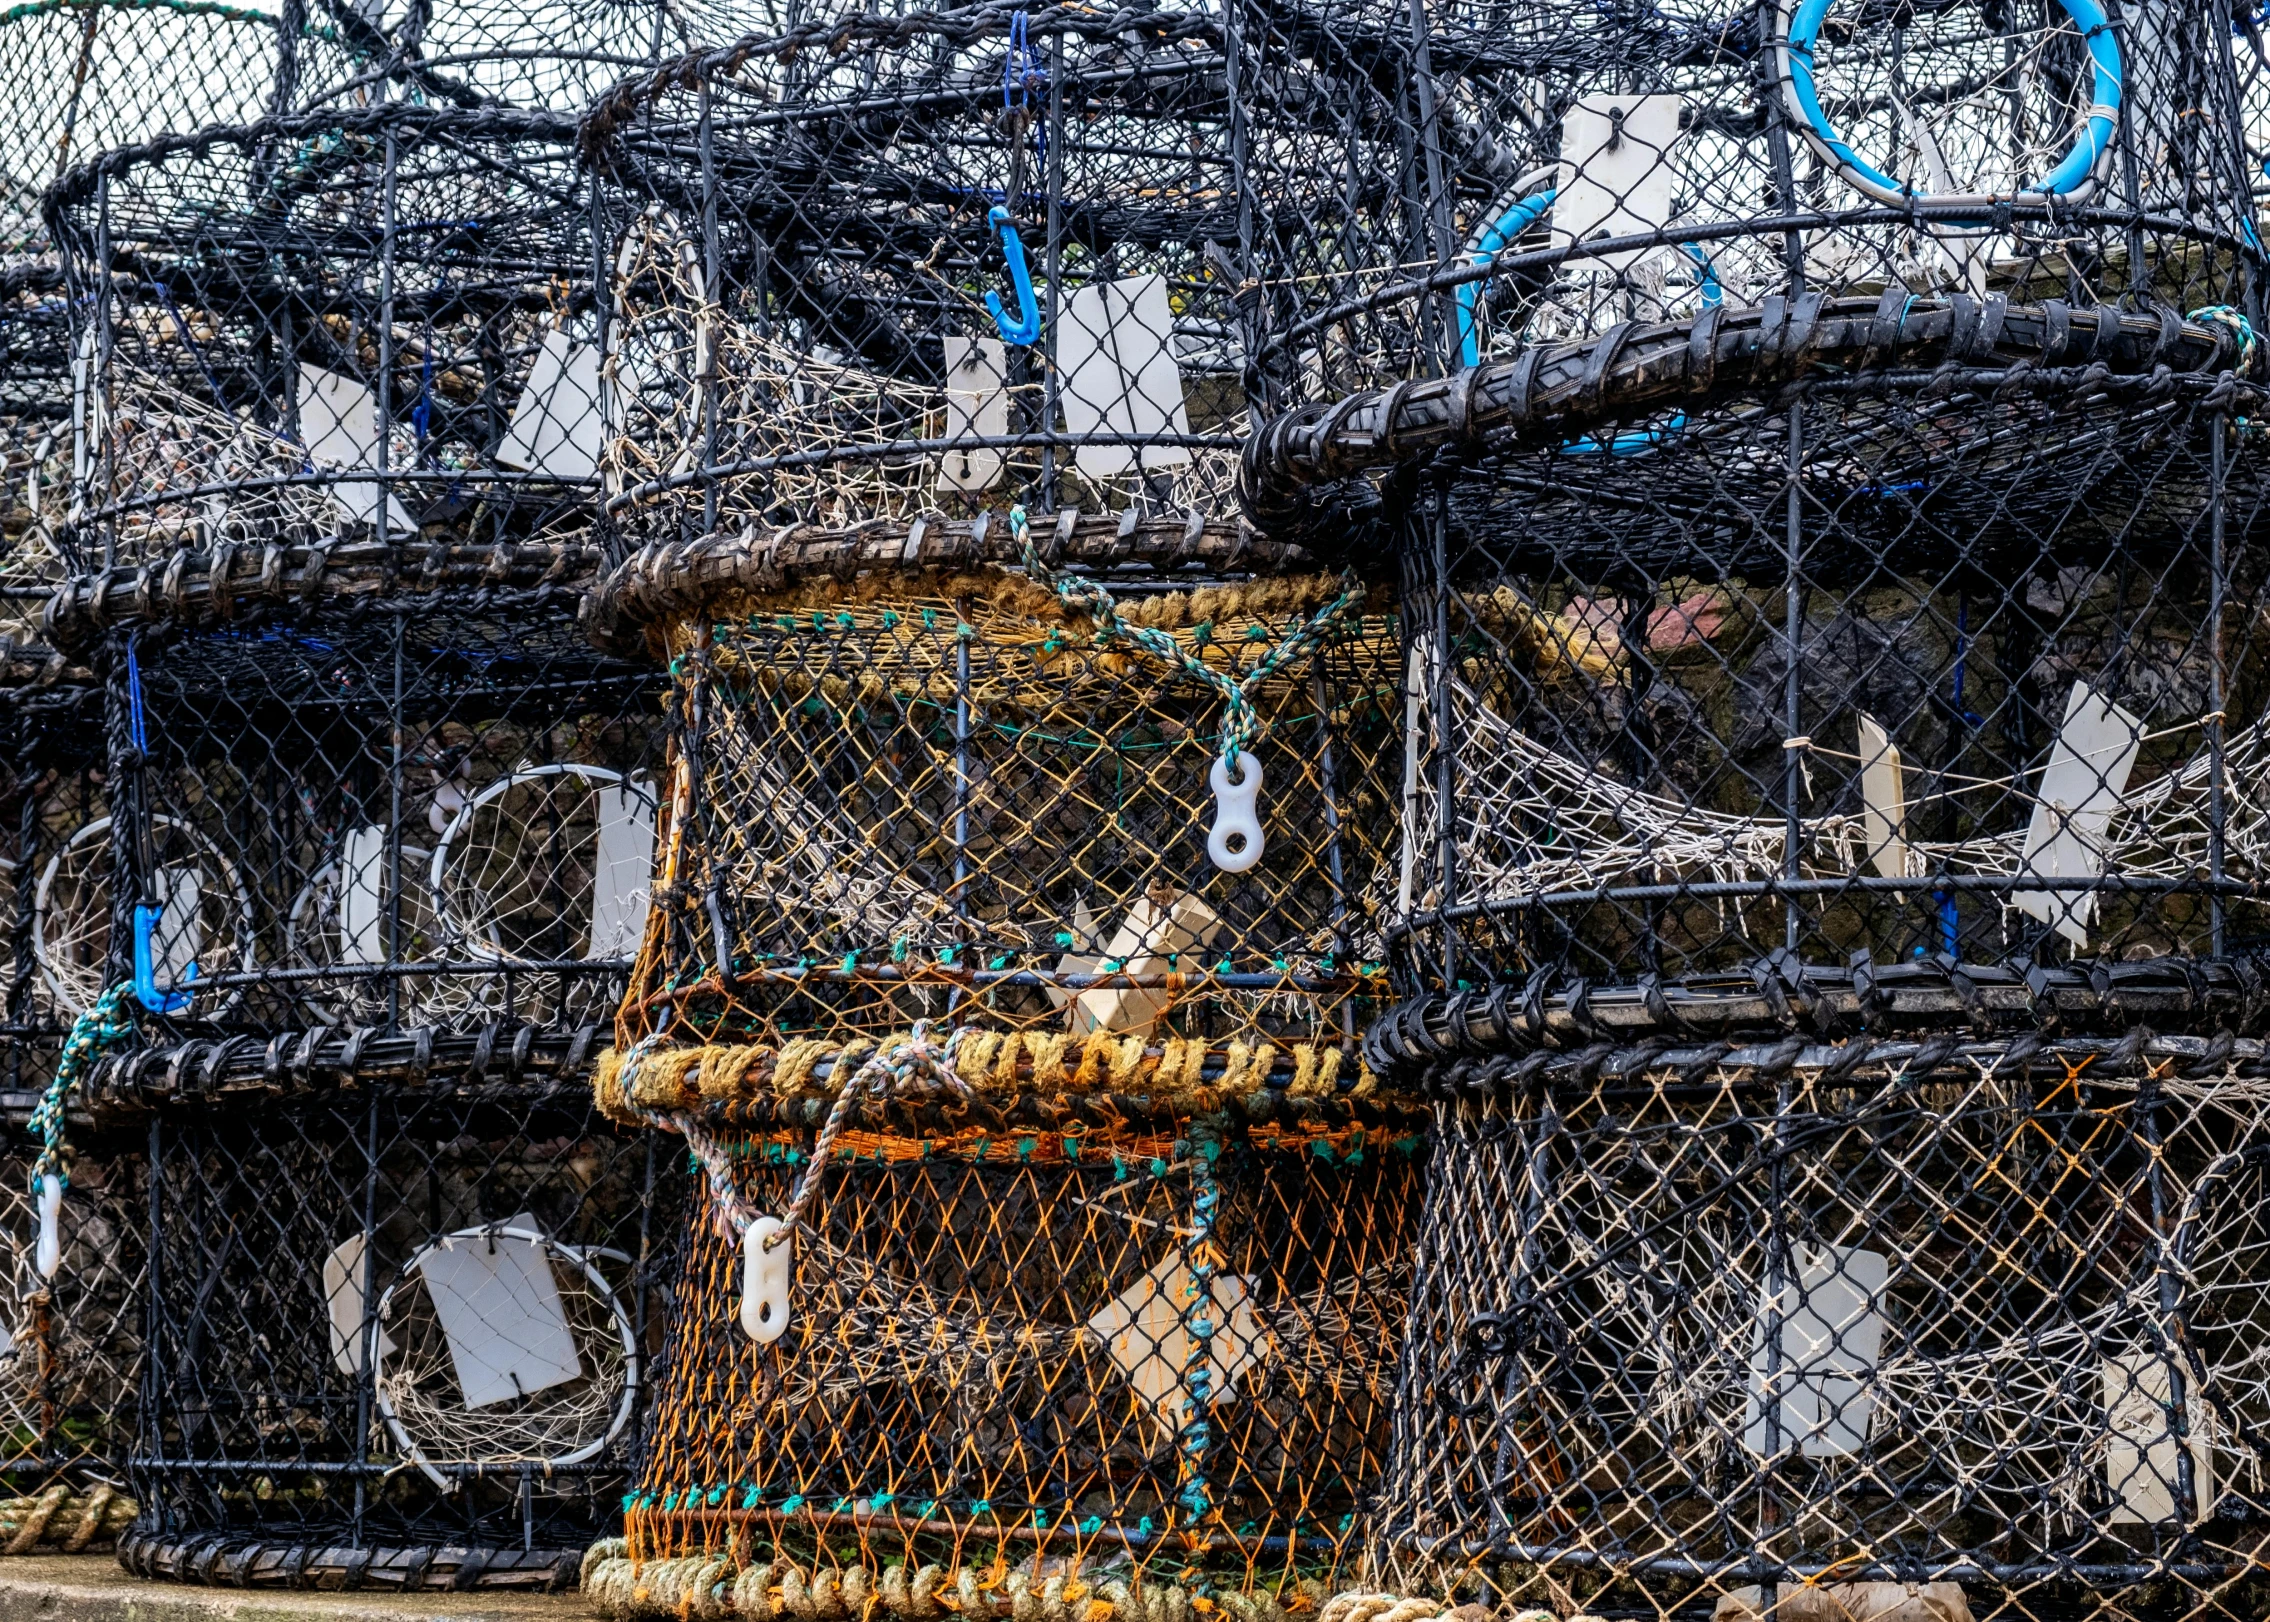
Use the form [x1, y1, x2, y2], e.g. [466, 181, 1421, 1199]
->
[54, 1050, 677, 1590]
[1222, 0, 2270, 1003]
[578, 1060, 1426, 1610]
[1353, 1031, 2270, 1622]
[27, 100, 683, 1037]
[584, 0, 1410, 547]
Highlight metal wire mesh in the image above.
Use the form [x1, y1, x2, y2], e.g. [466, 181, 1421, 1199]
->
[113, 1072, 674, 1587]
[1371, 1043, 2270, 1620]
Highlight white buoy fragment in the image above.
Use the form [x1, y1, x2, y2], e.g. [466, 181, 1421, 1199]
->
[741, 1217, 793, 1345]
[1207, 752, 1264, 873]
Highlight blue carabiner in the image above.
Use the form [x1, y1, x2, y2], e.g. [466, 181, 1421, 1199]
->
[132, 901, 196, 1015]
[984, 205, 1042, 346]
[123, 636, 195, 1015]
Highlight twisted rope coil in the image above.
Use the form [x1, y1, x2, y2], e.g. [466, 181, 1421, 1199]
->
[623, 1021, 975, 1247]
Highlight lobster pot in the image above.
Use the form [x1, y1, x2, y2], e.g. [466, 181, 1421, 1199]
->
[0, 1117, 146, 1526]
[1371, 1037, 2270, 1619]
[589, 3, 1396, 548]
[100, 1054, 675, 1588]
[50, 107, 615, 578]
[29, 560, 664, 1037]
[1239, 301, 2270, 1014]
[1243, 0, 2259, 418]
[605, 1091, 1425, 1600]
[594, 546, 1397, 1061]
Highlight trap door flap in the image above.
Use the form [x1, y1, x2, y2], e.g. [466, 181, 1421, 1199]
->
[1059, 275, 1192, 479]
[2104, 1351, 2216, 1524]
[1086, 1252, 1269, 1448]
[413, 1214, 583, 1409]
[496, 329, 604, 481]
[1070, 890, 1224, 1037]
[1855, 714, 1910, 882]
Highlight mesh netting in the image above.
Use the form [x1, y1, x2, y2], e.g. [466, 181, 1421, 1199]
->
[1373, 1043, 2270, 1620]
[615, 1097, 1424, 1600]
[607, 559, 1397, 1060]
[585, 0, 1414, 544]
[117, 1073, 674, 1586]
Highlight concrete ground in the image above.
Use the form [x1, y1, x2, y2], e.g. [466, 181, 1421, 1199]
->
[0, 1557, 589, 1622]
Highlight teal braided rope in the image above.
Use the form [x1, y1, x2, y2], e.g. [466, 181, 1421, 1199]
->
[1010, 506, 1362, 767]
[28, 984, 136, 1192]
[1174, 1119, 1223, 1524]
[2188, 305, 2259, 376]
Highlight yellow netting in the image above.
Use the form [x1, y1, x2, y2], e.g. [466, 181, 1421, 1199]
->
[613, 567, 1401, 1071]
[620, 1108, 1426, 1600]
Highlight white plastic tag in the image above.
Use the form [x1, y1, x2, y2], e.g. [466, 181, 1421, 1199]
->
[936, 336, 1009, 491]
[496, 329, 604, 481]
[1207, 752, 1265, 873]
[741, 1217, 793, 1345]
[34, 1174, 62, 1281]
[587, 782, 657, 960]
[297, 365, 417, 532]
[152, 865, 205, 985]
[322, 1233, 398, 1375]
[1552, 94, 1685, 269]
[336, 826, 388, 965]
[1058, 275, 1192, 479]
[414, 1217, 583, 1409]
[2014, 682, 2143, 946]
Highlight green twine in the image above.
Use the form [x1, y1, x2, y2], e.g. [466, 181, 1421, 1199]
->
[1010, 506, 1362, 767]
[29, 984, 136, 1191]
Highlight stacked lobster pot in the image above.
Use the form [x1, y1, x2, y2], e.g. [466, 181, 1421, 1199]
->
[1235, 0, 2270, 1615]
[574, 7, 1428, 1614]
[0, 639, 143, 1545]
[0, 0, 349, 1534]
[25, 0, 744, 1583]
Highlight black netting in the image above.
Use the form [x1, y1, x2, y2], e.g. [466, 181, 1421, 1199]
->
[1374, 1048, 2270, 1620]
[109, 1074, 675, 1585]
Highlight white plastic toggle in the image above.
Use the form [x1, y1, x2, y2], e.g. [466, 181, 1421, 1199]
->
[740, 1216, 793, 1345]
[1207, 752, 1265, 873]
[34, 1174, 62, 1281]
